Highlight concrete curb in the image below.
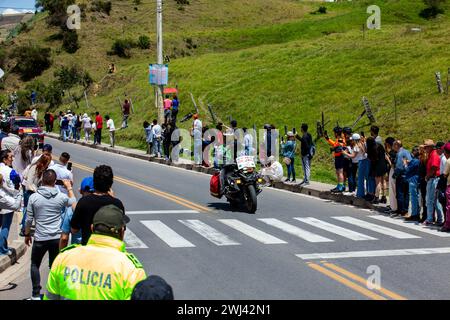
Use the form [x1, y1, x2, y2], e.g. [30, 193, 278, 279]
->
[45, 133, 387, 213]
[0, 241, 27, 274]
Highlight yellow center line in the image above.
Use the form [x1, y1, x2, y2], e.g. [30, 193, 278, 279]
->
[306, 262, 387, 300]
[67, 160, 211, 213]
[322, 262, 407, 300]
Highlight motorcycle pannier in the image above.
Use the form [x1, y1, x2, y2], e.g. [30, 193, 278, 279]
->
[210, 172, 221, 198]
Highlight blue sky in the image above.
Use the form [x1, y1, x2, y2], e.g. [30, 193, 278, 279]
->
[0, 0, 36, 12]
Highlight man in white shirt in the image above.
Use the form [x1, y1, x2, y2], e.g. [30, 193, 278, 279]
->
[260, 156, 283, 185]
[105, 115, 116, 148]
[192, 114, 202, 165]
[151, 119, 162, 157]
[48, 152, 73, 196]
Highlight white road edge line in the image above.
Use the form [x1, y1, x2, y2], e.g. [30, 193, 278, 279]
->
[296, 247, 450, 260]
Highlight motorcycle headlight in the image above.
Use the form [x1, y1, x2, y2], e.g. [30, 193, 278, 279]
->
[236, 179, 242, 185]
[257, 178, 264, 184]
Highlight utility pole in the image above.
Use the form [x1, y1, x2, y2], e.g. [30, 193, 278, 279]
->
[156, 0, 164, 124]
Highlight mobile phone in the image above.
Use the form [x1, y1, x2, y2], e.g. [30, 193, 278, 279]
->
[67, 162, 72, 171]
[293, 128, 296, 134]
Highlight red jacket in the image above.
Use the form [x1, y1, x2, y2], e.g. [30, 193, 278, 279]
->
[96, 115, 103, 129]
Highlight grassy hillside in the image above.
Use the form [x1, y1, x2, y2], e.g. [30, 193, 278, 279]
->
[1, 0, 450, 183]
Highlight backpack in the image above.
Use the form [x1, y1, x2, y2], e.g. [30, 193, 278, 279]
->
[210, 171, 221, 198]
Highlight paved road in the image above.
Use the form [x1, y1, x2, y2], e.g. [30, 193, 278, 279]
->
[2, 138, 450, 300]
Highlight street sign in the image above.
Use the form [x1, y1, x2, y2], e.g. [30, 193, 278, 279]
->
[149, 64, 168, 85]
[0, 68, 4, 79]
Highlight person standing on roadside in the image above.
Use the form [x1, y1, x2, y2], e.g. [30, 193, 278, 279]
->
[423, 139, 443, 226]
[281, 131, 297, 183]
[122, 99, 131, 129]
[60, 115, 70, 142]
[295, 123, 313, 186]
[439, 143, 450, 232]
[70, 165, 125, 245]
[151, 119, 162, 158]
[44, 112, 51, 133]
[105, 115, 116, 148]
[393, 140, 412, 213]
[171, 95, 179, 124]
[403, 146, 420, 221]
[95, 112, 103, 145]
[24, 170, 76, 300]
[82, 113, 92, 142]
[384, 137, 397, 214]
[143, 121, 153, 155]
[163, 95, 172, 124]
[45, 205, 146, 300]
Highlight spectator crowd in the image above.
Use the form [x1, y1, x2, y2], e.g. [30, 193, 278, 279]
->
[0, 121, 174, 299]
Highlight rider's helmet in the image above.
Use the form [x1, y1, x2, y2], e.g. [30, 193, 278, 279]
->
[343, 127, 352, 136]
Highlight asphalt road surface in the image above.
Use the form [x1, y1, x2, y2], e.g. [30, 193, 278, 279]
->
[1, 138, 450, 300]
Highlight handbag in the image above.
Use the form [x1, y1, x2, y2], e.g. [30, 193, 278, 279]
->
[283, 157, 291, 165]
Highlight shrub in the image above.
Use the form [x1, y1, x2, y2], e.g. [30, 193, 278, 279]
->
[0, 48, 6, 68]
[318, 6, 327, 14]
[62, 30, 80, 53]
[36, 0, 76, 27]
[10, 45, 52, 81]
[110, 39, 136, 58]
[91, 1, 112, 15]
[420, 0, 446, 18]
[137, 35, 151, 49]
[44, 81, 63, 108]
[133, 0, 142, 5]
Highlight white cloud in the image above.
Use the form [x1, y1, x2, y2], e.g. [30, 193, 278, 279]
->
[2, 8, 34, 15]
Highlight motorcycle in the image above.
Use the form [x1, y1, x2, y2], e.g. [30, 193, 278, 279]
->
[222, 156, 264, 213]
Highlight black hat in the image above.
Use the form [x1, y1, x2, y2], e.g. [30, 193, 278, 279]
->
[93, 205, 130, 234]
[333, 126, 343, 134]
[343, 127, 352, 135]
[131, 275, 174, 300]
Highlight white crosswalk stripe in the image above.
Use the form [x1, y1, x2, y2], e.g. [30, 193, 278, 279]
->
[294, 217, 377, 241]
[218, 219, 287, 244]
[369, 215, 450, 238]
[141, 220, 195, 248]
[124, 227, 148, 249]
[179, 219, 240, 246]
[258, 218, 334, 243]
[332, 216, 420, 239]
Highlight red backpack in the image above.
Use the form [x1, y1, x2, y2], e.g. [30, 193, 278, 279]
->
[210, 172, 221, 198]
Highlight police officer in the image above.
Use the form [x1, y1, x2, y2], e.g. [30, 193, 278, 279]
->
[45, 205, 146, 300]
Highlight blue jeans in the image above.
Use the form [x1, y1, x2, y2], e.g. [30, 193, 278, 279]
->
[396, 176, 409, 213]
[426, 178, 443, 223]
[409, 181, 419, 217]
[153, 138, 162, 156]
[72, 127, 79, 140]
[286, 157, 295, 180]
[62, 128, 70, 142]
[61, 206, 82, 244]
[0, 212, 14, 255]
[302, 156, 311, 183]
[20, 190, 34, 234]
[357, 159, 370, 198]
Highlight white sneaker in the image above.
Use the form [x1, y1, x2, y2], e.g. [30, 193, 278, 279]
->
[27, 296, 41, 300]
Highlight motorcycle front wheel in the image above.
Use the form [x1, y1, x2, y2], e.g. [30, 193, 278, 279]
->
[245, 185, 257, 214]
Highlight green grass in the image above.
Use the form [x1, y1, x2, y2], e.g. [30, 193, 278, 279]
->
[2, 0, 450, 184]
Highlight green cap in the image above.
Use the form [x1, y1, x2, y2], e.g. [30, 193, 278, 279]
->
[93, 205, 130, 234]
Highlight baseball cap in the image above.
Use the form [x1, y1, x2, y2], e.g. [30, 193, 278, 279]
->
[42, 144, 53, 152]
[93, 204, 130, 234]
[80, 177, 94, 193]
[351, 133, 361, 141]
[443, 142, 450, 153]
[131, 275, 174, 300]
